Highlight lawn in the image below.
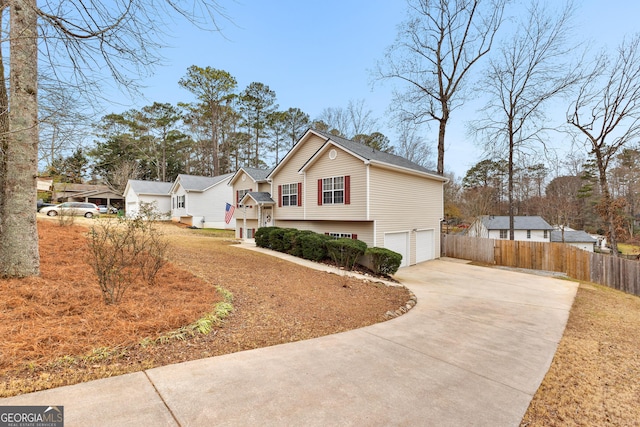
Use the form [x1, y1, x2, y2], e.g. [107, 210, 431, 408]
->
[521, 281, 640, 426]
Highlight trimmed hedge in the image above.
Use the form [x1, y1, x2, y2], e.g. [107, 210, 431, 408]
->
[365, 247, 402, 276]
[254, 226, 402, 276]
[298, 232, 332, 261]
[326, 238, 367, 270]
[254, 226, 279, 248]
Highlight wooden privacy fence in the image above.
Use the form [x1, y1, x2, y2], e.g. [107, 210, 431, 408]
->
[441, 234, 640, 297]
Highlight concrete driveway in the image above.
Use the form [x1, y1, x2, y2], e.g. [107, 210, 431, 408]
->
[0, 256, 577, 426]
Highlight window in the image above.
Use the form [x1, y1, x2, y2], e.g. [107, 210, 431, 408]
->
[323, 176, 344, 204]
[237, 189, 250, 206]
[499, 229, 507, 239]
[527, 230, 531, 239]
[177, 195, 185, 209]
[328, 232, 352, 239]
[281, 183, 298, 206]
[544, 230, 548, 239]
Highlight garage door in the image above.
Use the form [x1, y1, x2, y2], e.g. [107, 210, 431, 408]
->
[385, 232, 409, 267]
[416, 229, 435, 263]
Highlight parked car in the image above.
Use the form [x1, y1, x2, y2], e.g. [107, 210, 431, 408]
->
[40, 202, 100, 218]
[97, 205, 118, 214]
[36, 201, 56, 212]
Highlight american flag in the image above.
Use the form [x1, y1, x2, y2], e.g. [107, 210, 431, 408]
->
[224, 202, 235, 224]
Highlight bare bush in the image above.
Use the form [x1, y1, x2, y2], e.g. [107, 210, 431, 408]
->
[86, 208, 169, 304]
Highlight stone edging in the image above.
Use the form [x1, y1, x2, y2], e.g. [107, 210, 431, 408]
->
[384, 290, 417, 320]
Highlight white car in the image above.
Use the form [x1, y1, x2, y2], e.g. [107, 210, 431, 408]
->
[40, 202, 101, 218]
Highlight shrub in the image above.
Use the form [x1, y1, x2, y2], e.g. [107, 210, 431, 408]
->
[86, 214, 169, 304]
[255, 226, 279, 248]
[287, 229, 315, 257]
[326, 238, 367, 270]
[299, 232, 331, 261]
[366, 247, 402, 276]
[269, 227, 292, 252]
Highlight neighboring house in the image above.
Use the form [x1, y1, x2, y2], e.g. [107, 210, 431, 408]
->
[123, 180, 173, 219]
[468, 215, 554, 242]
[228, 167, 273, 238]
[229, 128, 448, 267]
[550, 229, 597, 252]
[169, 173, 235, 229]
[52, 182, 123, 208]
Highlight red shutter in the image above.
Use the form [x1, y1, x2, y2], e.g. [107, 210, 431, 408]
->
[240, 228, 243, 238]
[324, 232, 329, 236]
[236, 190, 239, 207]
[297, 182, 302, 206]
[317, 179, 323, 205]
[278, 185, 282, 207]
[352, 234, 358, 240]
[345, 175, 350, 205]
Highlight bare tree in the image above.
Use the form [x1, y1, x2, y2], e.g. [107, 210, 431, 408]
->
[472, 1, 579, 240]
[377, 0, 507, 175]
[567, 35, 640, 256]
[0, 0, 228, 278]
[394, 121, 435, 169]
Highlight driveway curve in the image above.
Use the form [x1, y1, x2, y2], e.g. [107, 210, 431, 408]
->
[0, 252, 577, 427]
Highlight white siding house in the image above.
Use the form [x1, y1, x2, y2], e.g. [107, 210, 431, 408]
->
[468, 216, 554, 242]
[551, 230, 596, 252]
[170, 173, 235, 229]
[123, 180, 172, 219]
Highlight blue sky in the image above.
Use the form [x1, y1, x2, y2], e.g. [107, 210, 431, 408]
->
[108, 0, 640, 178]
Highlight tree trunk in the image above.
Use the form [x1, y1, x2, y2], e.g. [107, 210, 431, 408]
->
[437, 117, 446, 175]
[0, 0, 40, 277]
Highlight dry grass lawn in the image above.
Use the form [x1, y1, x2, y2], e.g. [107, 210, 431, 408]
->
[521, 282, 640, 426]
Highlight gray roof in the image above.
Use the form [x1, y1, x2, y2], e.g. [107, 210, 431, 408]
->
[311, 129, 442, 177]
[241, 167, 271, 182]
[127, 180, 172, 195]
[480, 215, 554, 230]
[241, 191, 275, 204]
[551, 230, 596, 243]
[177, 173, 233, 191]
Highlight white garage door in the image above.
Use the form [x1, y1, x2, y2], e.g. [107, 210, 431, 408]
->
[416, 229, 435, 263]
[385, 232, 409, 267]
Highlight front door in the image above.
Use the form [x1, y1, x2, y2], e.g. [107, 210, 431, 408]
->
[262, 207, 273, 227]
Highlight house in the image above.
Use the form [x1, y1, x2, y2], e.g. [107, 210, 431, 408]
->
[467, 215, 553, 242]
[169, 173, 235, 229]
[52, 182, 123, 208]
[550, 229, 597, 252]
[228, 128, 448, 267]
[123, 180, 173, 219]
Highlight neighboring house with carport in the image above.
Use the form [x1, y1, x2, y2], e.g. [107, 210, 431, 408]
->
[123, 180, 173, 219]
[550, 229, 597, 252]
[468, 215, 553, 242]
[52, 182, 123, 208]
[229, 128, 448, 267]
[170, 173, 235, 229]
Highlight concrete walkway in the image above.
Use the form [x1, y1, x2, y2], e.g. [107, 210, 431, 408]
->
[1, 247, 578, 426]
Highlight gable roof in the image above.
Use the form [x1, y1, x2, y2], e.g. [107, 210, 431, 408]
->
[551, 230, 597, 243]
[228, 167, 271, 186]
[479, 215, 554, 230]
[239, 191, 275, 205]
[268, 128, 447, 182]
[171, 173, 233, 193]
[126, 180, 172, 196]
